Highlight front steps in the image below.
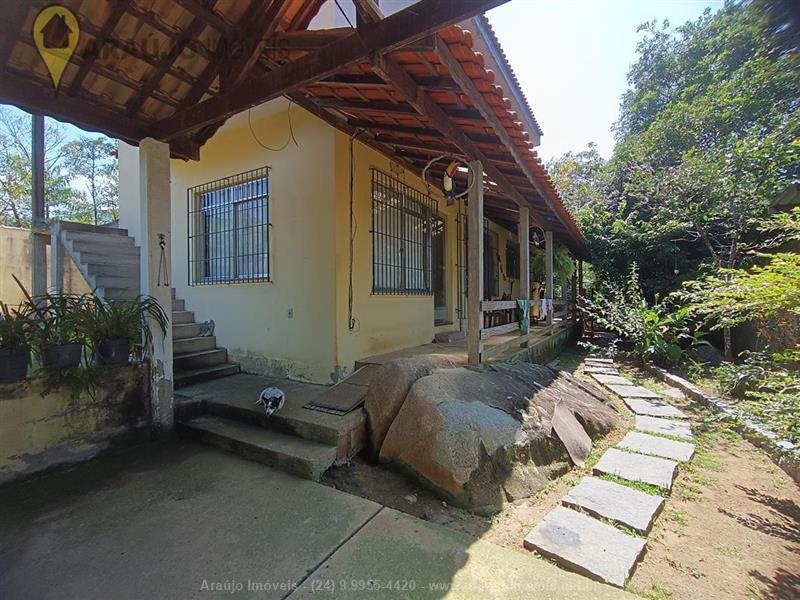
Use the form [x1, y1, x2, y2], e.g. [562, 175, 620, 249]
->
[175, 374, 366, 481]
[171, 290, 240, 387]
[177, 415, 337, 481]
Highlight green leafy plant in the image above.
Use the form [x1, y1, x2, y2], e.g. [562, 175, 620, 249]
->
[83, 294, 168, 359]
[0, 300, 28, 350]
[581, 264, 698, 366]
[12, 275, 90, 355]
[532, 244, 576, 282]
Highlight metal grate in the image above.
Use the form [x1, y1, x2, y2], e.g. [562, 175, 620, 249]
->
[371, 169, 437, 295]
[187, 167, 270, 285]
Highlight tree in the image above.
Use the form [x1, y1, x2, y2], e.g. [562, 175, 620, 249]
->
[63, 136, 119, 225]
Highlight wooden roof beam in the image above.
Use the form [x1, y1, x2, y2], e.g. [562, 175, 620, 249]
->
[316, 98, 482, 121]
[434, 36, 579, 244]
[370, 52, 540, 224]
[263, 30, 436, 53]
[174, 0, 234, 36]
[67, 3, 128, 95]
[149, 0, 509, 139]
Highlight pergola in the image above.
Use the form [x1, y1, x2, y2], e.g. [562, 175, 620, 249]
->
[0, 0, 588, 423]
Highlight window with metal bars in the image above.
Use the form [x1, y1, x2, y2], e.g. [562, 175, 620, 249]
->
[371, 169, 437, 295]
[187, 167, 270, 285]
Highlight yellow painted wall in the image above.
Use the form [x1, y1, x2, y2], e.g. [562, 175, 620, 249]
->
[168, 100, 338, 382]
[119, 100, 526, 383]
[331, 132, 524, 373]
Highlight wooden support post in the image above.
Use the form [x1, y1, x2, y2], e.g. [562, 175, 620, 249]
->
[571, 269, 578, 320]
[518, 205, 530, 336]
[467, 160, 484, 367]
[31, 113, 47, 296]
[50, 222, 64, 292]
[545, 230, 554, 328]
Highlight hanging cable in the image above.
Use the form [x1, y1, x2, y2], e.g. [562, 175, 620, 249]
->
[248, 99, 299, 152]
[334, 0, 355, 28]
[347, 129, 365, 331]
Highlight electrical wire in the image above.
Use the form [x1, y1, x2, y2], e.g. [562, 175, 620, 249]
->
[347, 129, 365, 331]
[334, 0, 355, 28]
[248, 99, 299, 152]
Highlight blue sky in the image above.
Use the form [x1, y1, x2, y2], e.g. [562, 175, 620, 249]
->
[486, 0, 724, 161]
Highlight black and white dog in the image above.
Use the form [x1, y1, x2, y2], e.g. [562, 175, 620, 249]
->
[256, 387, 285, 417]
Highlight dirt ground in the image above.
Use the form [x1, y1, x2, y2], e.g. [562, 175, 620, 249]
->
[321, 350, 800, 600]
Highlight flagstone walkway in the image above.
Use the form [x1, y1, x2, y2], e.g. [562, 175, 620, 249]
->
[524, 357, 696, 588]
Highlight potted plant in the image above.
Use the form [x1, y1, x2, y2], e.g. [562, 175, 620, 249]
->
[0, 301, 29, 383]
[84, 294, 168, 365]
[13, 275, 89, 369]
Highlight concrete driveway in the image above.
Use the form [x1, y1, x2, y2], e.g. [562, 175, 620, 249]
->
[0, 441, 630, 599]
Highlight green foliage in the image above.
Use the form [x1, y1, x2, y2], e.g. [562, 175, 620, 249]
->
[531, 244, 576, 283]
[552, 2, 800, 296]
[0, 300, 29, 350]
[581, 264, 697, 366]
[82, 294, 168, 359]
[0, 107, 118, 228]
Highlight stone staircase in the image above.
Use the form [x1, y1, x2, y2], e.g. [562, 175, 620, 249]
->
[171, 290, 240, 387]
[58, 221, 239, 387]
[59, 222, 141, 300]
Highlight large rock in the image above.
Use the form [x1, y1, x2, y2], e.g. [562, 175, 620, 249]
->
[379, 364, 619, 514]
[364, 354, 464, 460]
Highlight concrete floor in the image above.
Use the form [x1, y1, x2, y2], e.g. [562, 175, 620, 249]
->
[0, 441, 630, 599]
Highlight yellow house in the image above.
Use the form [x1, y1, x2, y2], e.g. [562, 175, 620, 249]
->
[113, 9, 588, 388]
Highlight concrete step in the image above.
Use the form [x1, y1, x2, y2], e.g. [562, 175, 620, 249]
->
[618, 432, 696, 463]
[620, 397, 688, 419]
[59, 222, 129, 236]
[174, 363, 241, 388]
[173, 298, 185, 311]
[100, 287, 140, 301]
[66, 231, 136, 246]
[172, 322, 203, 339]
[86, 262, 139, 277]
[634, 415, 693, 440]
[172, 310, 196, 324]
[524, 506, 647, 588]
[174, 348, 228, 370]
[177, 415, 337, 481]
[69, 240, 140, 255]
[94, 275, 141, 290]
[173, 336, 217, 354]
[74, 251, 140, 267]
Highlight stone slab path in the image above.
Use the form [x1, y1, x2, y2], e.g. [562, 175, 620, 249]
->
[635, 415, 694, 439]
[594, 448, 679, 490]
[619, 431, 695, 462]
[524, 357, 696, 588]
[590, 373, 634, 386]
[585, 357, 614, 364]
[562, 476, 665, 535]
[523, 506, 647, 588]
[621, 397, 688, 419]
[607, 383, 662, 399]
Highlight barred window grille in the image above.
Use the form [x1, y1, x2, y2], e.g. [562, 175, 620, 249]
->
[188, 167, 270, 285]
[371, 169, 437, 295]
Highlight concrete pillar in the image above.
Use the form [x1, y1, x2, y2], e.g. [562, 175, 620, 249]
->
[50, 222, 64, 292]
[545, 230, 554, 328]
[138, 138, 174, 429]
[31, 114, 47, 296]
[517, 205, 530, 332]
[467, 161, 484, 367]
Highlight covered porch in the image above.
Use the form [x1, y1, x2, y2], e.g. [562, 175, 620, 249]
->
[1, 0, 588, 427]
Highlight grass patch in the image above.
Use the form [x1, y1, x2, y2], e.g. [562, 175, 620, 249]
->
[673, 480, 703, 502]
[666, 507, 688, 526]
[598, 473, 667, 497]
[718, 545, 742, 557]
[625, 581, 673, 600]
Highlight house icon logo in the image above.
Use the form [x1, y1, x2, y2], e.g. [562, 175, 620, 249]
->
[33, 5, 79, 90]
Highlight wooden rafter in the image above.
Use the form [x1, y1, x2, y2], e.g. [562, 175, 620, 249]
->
[263, 30, 435, 53]
[149, 0, 509, 139]
[433, 37, 575, 238]
[173, 0, 234, 36]
[316, 98, 483, 121]
[311, 73, 460, 91]
[124, 3, 214, 61]
[67, 2, 128, 95]
[126, 0, 217, 116]
[370, 53, 541, 224]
